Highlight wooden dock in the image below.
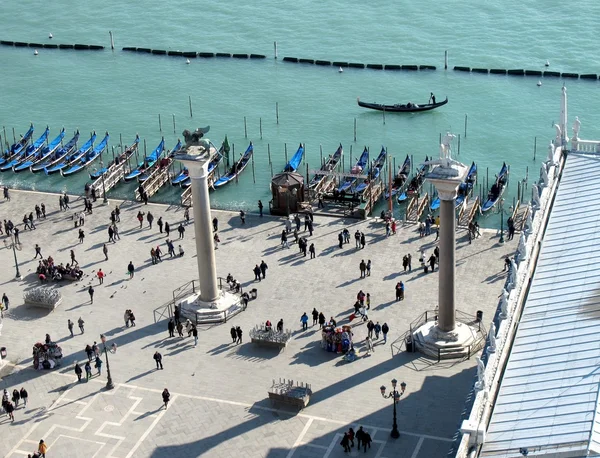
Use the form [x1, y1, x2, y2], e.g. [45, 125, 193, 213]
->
[510, 201, 529, 232]
[134, 159, 173, 201]
[405, 193, 429, 222]
[457, 195, 481, 228]
[356, 182, 383, 218]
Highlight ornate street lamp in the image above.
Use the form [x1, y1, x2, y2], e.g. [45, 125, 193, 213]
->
[380, 379, 406, 438]
[499, 198, 505, 244]
[10, 234, 21, 280]
[100, 334, 114, 390]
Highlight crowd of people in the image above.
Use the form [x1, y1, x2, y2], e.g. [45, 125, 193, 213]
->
[36, 256, 83, 283]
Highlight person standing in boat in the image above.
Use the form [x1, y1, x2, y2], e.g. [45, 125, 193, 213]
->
[429, 92, 436, 104]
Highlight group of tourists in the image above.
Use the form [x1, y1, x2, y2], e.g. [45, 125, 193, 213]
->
[2, 387, 28, 422]
[35, 256, 83, 283]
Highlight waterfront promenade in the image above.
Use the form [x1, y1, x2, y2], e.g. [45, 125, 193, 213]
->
[0, 190, 515, 457]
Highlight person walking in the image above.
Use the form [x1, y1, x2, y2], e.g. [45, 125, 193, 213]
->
[108, 225, 115, 243]
[162, 388, 170, 409]
[183, 207, 190, 224]
[103, 243, 109, 261]
[85, 344, 94, 361]
[124, 310, 131, 327]
[88, 285, 94, 304]
[253, 264, 261, 282]
[153, 351, 163, 370]
[359, 260, 367, 278]
[212, 217, 218, 232]
[78, 228, 85, 244]
[75, 363, 83, 382]
[70, 249, 77, 265]
[213, 233, 220, 249]
[147, 212, 154, 229]
[312, 308, 319, 326]
[281, 230, 289, 249]
[164, 222, 170, 238]
[157, 216, 163, 233]
[127, 261, 135, 279]
[236, 326, 243, 344]
[34, 244, 42, 259]
[300, 312, 308, 331]
[3, 186, 9, 201]
[356, 426, 365, 449]
[429, 254, 436, 272]
[177, 223, 185, 239]
[318, 312, 326, 328]
[38, 439, 48, 457]
[5, 400, 14, 422]
[12, 388, 20, 407]
[41, 203, 46, 218]
[366, 260, 372, 277]
[367, 320, 375, 338]
[382, 323, 390, 343]
[168, 318, 175, 337]
[129, 311, 136, 327]
[19, 387, 27, 407]
[258, 200, 263, 217]
[240, 210, 246, 224]
[2, 293, 9, 311]
[192, 326, 198, 347]
[340, 433, 351, 453]
[68, 319, 74, 337]
[85, 361, 92, 380]
[177, 321, 184, 337]
[137, 211, 145, 228]
[362, 432, 372, 452]
[78, 317, 85, 334]
[309, 243, 315, 259]
[374, 322, 382, 340]
[348, 428, 356, 448]
[260, 260, 268, 279]
[97, 269, 105, 285]
[94, 356, 102, 375]
[230, 326, 237, 343]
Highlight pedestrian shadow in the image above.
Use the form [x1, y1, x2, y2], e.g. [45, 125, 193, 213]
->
[134, 407, 164, 422]
[165, 342, 195, 356]
[401, 234, 422, 244]
[318, 245, 337, 256]
[84, 242, 106, 252]
[80, 260, 104, 269]
[336, 278, 362, 288]
[383, 271, 403, 281]
[293, 328, 319, 339]
[483, 271, 506, 284]
[207, 343, 234, 355]
[290, 258, 308, 266]
[372, 300, 396, 311]
[89, 224, 109, 234]
[332, 248, 359, 258]
[126, 369, 155, 383]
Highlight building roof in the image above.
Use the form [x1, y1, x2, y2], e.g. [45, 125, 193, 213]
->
[480, 152, 600, 458]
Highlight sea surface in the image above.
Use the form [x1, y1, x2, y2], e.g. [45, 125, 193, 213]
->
[1, 0, 599, 226]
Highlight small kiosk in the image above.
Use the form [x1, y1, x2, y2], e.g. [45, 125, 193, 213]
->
[269, 172, 305, 216]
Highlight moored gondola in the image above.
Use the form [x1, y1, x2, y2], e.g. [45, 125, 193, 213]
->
[355, 146, 387, 194]
[481, 163, 509, 212]
[384, 154, 410, 199]
[309, 144, 343, 189]
[397, 156, 429, 203]
[213, 142, 253, 188]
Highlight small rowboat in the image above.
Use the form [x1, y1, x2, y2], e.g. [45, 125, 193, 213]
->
[338, 147, 369, 193]
[355, 146, 386, 194]
[45, 132, 96, 175]
[357, 96, 448, 113]
[309, 144, 343, 189]
[283, 143, 304, 173]
[213, 142, 253, 188]
[385, 154, 410, 199]
[481, 163, 509, 212]
[2, 127, 49, 172]
[31, 130, 79, 173]
[61, 132, 109, 176]
[0, 124, 34, 166]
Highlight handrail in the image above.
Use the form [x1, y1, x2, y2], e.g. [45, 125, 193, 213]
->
[134, 159, 173, 201]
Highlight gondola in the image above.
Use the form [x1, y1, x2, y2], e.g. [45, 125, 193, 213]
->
[213, 142, 253, 188]
[309, 144, 343, 189]
[180, 141, 224, 188]
[89, 135, 139, 180]
[170, 142, 194, 186]
[138, 138, 177, 184]
[355, 146, 387, 194]
[384, 154, 410, 199]
[2, 127, 49, 172]
[15, 128, 64, 173]
[124, 137, 165, 181]
[31, 130, 79, 173]
[338, 147, 369, 193]
[283, 143, 304, 173]
[61, 133, 109, 177]
[0, 124, 34, 166]
[397, 156, 429, 203]
[430, 162, 478, 212]
[481, 163, 509, 212]
[357, 96, 448, 113]
[45, 132, 97, 175]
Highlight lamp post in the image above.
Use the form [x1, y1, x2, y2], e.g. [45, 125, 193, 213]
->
[11, 235, 21, 280]
[499, 198, 505, 244]
[101, 171, 108, 204]
[100, 334, 114, 390]
[380, 379, 406, 439]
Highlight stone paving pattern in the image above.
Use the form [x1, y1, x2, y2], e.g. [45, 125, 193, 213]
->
[0, 190, 516, 457]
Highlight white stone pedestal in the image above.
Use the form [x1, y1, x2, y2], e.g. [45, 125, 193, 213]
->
[178, 290, 243, 324]
[412, 320, 484, 359]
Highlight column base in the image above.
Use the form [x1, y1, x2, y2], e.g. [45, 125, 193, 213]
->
[413, 321, 484, 359]
[179, 290, 247, 324]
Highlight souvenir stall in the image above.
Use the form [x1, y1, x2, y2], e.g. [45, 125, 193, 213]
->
[321, 325, 353, 353]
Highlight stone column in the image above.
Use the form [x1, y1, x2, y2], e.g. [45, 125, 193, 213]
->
[437, 188, 458, 332]
[188, 161, 219, 303]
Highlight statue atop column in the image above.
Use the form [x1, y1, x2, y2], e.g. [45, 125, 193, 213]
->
[439, 132, 457, 166]
[572, 116, 581, 139]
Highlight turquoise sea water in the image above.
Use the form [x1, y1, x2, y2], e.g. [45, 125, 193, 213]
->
[1, 0, 599, 226]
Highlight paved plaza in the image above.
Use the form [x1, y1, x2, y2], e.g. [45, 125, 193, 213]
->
[0, 190, 515, 457]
